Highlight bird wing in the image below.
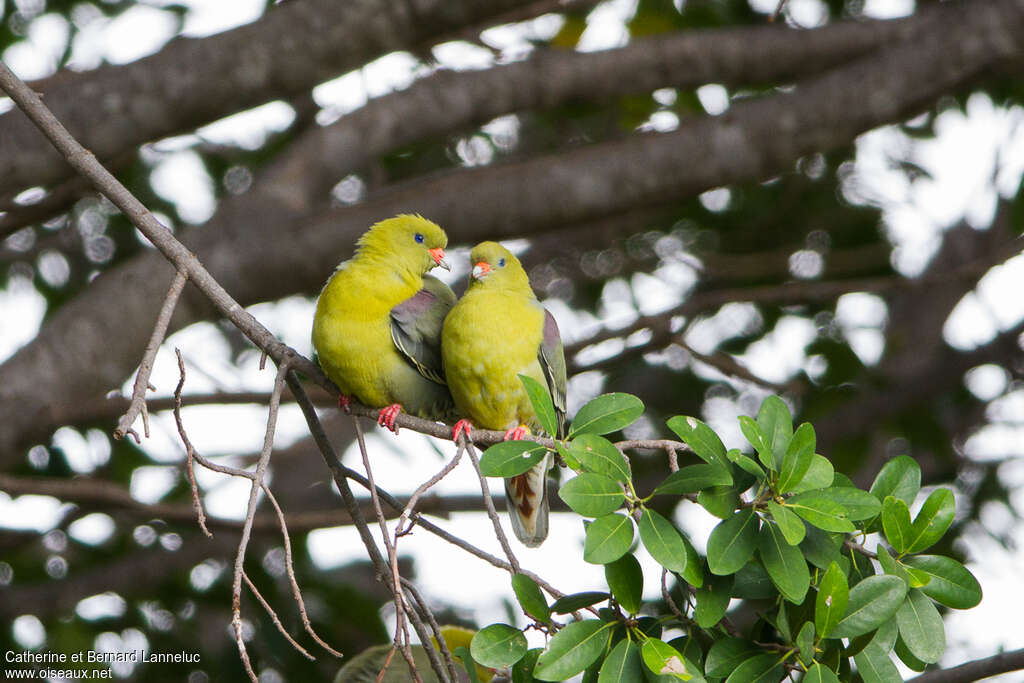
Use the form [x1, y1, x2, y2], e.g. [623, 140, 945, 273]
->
[390, 275, 456, 387]
[537, 308, 568, 438]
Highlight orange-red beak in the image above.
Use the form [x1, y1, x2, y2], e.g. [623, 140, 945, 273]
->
[429, 247, 450, 271]
[471, 261, 492, 280]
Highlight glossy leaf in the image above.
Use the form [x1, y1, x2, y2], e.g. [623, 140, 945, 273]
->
[724, 653, 783, 683]
[852, 644, 902, 683]
[533, 620, 612, 681]
[640, 639, 690, 680]
[758, 522, 809, 603]
[471, 623, 528, 668]
[605, 553, 644, 614]
[756, 396, 793, 471]
[550, 592, 610, 614]
[903, 555, 982, 609]
[815, 561, 849, 638]
[452, 646, 482, 683]
[787, 454, 835, 494]
[570, 393, 644, 437]
[796, 621, 815, 666]
[559, 473, 625, 517]
[584, 513, 634, 565]
[638, 508, 701, 585]
[895, 635, 929, 672]
[792, 487, 881, 521]
[788, 496, 855, 533]
[480, 440, 548, 477]
[512, 573, 551, 624]
[869, 455, 921, 506]
[707, 508, 759, 576]
[518, 374, 557, 437]
[654, 464, 732, 496]
[697, 485, 741, 520]
[800, 526, 844, 570]
[906, 488, 955, 554]
[570, 433, 631, 483]
[738, 415, 772, 471]
[881, 496, 912, 554]
[666, 416, 729, 469]
[728, 449, 766, 480]
[704, 638, 759, 678]
[767, 501, 805, 545]
[598, 639, 644, 683]
[876, 544, 919, 589]
[777, 422, 815, 493]
[832, 575, 907, 638]
[512, 648, 542, 683]
[895, 589, 945, 664]
[694, 574, 733, 628]
[803, 662, 841, 683]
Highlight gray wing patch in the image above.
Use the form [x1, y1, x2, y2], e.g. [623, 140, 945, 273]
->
[390, 275, 456, 386]
[538, 309, 568, 438]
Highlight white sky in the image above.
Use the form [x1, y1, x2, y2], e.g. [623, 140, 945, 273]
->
[2, 0, 1024, 678]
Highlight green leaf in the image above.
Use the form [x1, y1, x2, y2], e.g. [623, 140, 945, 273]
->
[453, 646, 482, 683]
[584, 513, 634, 565]
[694, 574, 734, 628]
[512, 573, 551, 624]
[598, 639, 644, 683]
[519, 374, 557, 437]
[906, 488, 955, 553]
[767, 501, 805, 545]
[605, 553, 644, 614]
[895, 589, 945, 664]
[557, 441, 582, 471]
[512, 648, 542, 683]
[796, 621, 815, 666]
[570, 433, 631, 483]
[559, 473, 625, 517]
[480, 440, 548, 477]
[640, 639, 691, 680]
[870, 455, 921, 506]
[738, 415, 773, 471]
[732, 561, 777, 600]
[831, 575, 908, 638]
[534, 620, 612, 681]
[881, 496, 912, 554]
[666, 416, 729, 469]
[895, 635, 929, 672]
[800, 526, 844, 570]
[792, 487, 881, 521]
[704, 638, 759, 678]
[802, 662, 841, 683]
[758, 522, 809, 603]
[788, 497, 855, 533]
[698, 485, 741, 520]
[471, 623, 528, 668]
[570, 393, 645, 437]
[756, 396, 793, 471]
[876, 544, 918, 589]
[637, 509, 701, 586]
[724, 653, 783, 683]
[727, 449, 765, 480]
[550, 592, 610, 614]
[786, 454, 835, 494]
[654, 464, 732, 496]
[707, 508, 760, 576]
[777, 422, 815, 493]
[903, 555, 982, 609]
[852, 644, 902, 683]
[815, 561, 849, 638]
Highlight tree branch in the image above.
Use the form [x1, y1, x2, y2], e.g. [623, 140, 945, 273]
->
[908, 648, 1024, 683]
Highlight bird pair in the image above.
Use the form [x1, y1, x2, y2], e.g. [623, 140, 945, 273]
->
[311, 214, 567, 547]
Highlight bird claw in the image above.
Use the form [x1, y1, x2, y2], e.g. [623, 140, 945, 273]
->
[504, 425, 530, 441]
[378, 404, 402, 433]
[452, 419, 473, 443]
[337, 394, 352, 414]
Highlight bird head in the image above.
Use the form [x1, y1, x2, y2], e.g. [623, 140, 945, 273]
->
[467, 241, 530, 292]
[357, 214, 450, 275]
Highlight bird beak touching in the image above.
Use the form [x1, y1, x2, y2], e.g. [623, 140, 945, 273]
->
[429, 247, 451, 271]
[471, 261, 491, 280]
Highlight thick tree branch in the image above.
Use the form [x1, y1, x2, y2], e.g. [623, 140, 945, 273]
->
[0, 0, 540, 197]
[908, 648, 1024, 683]
[2, 0, 1023, 460]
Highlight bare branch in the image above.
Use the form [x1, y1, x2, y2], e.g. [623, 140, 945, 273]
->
[908, 648, 1024, 683]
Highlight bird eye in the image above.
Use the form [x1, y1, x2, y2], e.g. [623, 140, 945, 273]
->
[498, 258, 506, 267]
[414, 233, 425, 244]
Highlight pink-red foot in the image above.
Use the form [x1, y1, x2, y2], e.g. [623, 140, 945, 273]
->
[337, 394, 352, 414]
[378, 404, 402, 433]
[504, 425, 530, 441]
[452, 419, 474, 443]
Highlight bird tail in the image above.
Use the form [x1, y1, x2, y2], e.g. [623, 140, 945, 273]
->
[505, 453, 551, 547]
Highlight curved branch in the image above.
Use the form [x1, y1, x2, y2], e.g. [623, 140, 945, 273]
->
[908, 648, 1024, 683]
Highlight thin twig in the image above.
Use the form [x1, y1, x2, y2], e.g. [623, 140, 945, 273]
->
[401, 578, 460, 683]
[114, 269, 188, 440]
[462, 437, 522, 575]
[396, 443, 465, 536]
[243, 572, 315, 661]
[173, 349, 212, 538]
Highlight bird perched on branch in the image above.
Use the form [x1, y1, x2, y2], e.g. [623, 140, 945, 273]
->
[312, 214, 456, 431]
[333, 626, 494, 683]
[442, 242, 567, 547]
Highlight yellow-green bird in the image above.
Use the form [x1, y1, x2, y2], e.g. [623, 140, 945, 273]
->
[442, 242, 567, 547]
[312, 215, 456, 430]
